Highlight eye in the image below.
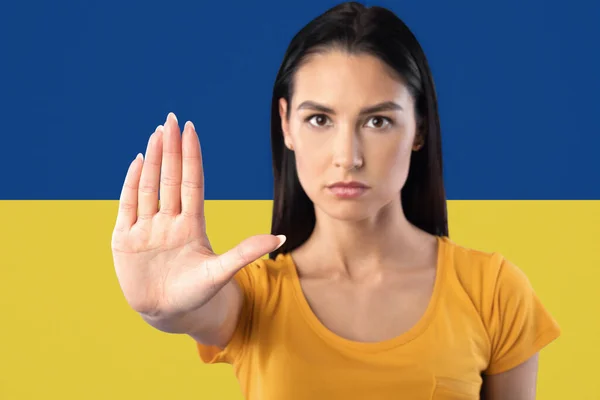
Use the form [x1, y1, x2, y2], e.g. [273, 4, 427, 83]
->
[307, 114, 332, 128]
[365, 116, 392, 129]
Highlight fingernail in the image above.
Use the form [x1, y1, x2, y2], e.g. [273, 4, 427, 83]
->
[187, 121, 195, 131]
[145, 135, 153, 159]
[275, 235, 287, 249]
[168, 112, 177, 123]
[136, 153, 143, 161]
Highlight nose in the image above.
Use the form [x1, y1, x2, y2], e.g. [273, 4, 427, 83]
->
[332, 125, 363, 171]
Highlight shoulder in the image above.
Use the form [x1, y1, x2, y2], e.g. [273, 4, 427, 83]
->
[237, 253, 291, 283]
[442, 236, 527, 297]
[440, 237, 537, 326]
[440, 237, 560, 374]
[233, 253, 293, 301]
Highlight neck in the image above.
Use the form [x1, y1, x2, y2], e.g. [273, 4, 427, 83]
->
[298, 199, 432, 279]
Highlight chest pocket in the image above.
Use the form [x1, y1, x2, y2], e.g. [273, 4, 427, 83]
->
[432, 377, 481, 399]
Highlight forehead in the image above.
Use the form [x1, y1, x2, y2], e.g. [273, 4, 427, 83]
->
[291, 50, 411, 108]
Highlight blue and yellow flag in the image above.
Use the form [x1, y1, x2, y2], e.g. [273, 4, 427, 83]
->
[1, 1, 598, 399]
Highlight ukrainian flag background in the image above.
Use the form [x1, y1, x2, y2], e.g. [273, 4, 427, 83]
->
[1, 0, 598, 398]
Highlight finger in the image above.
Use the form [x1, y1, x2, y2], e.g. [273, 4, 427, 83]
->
[214, 234, 287, 278]
[159, 112, 182, 215]
[114, 153, 144, 232]
[138, 126, 164, 220]
[181, 121, 204, 219]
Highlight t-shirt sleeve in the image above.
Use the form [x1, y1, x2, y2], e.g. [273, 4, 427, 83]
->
[195, 262, 262, 365]
[483, 256, 561, 375]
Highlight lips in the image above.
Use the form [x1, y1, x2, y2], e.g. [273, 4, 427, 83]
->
[327, 181, 370, 199]
[327, 181, 369, 189]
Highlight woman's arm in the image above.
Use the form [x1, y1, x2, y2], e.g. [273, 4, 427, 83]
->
[481, 353, 539, 400]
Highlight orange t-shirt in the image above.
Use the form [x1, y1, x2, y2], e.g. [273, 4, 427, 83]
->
[196, 236, 560, 399]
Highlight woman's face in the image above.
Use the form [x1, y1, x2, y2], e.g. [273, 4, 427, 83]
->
[279, 50, 422, 222]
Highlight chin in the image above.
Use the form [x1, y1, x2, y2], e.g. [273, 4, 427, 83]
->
[310, 187, 403, 223]
[315, 198, 382, 222]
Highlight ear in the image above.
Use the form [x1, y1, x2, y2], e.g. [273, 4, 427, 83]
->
[279, 98, 294, 151]
[413, 117, 425, 151]
[412, 133, 424, 151]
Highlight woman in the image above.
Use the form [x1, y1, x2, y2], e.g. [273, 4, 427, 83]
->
[111, 2, 560, 399]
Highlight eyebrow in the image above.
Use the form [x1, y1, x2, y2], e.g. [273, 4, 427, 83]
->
[296, 100, 403, 115]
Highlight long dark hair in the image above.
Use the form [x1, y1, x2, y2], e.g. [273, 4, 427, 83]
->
[269, 1, 448, 259]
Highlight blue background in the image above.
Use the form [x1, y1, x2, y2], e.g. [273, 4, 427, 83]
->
[1, 0, 598, 200]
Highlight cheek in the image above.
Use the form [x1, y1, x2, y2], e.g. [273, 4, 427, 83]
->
[288, 122, 329, 189]
[294, 147, 327, 191]
[369, 136, 414, 189]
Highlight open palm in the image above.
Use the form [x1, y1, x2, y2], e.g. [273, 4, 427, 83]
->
[111, 113, 284, 318]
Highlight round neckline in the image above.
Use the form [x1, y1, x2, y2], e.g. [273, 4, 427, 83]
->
[282, 235, 449, 353]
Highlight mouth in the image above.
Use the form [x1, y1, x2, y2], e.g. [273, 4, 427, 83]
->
[327, 181, 370, 198]
[327, 181, 369, 189]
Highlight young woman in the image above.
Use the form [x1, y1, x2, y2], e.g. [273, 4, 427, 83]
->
[112, 2, 560, 399]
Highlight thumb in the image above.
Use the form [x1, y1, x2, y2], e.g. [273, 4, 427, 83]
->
[217, 234, 287, 277]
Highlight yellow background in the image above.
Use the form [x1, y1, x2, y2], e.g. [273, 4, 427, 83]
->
[1, 200, 597, 399]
